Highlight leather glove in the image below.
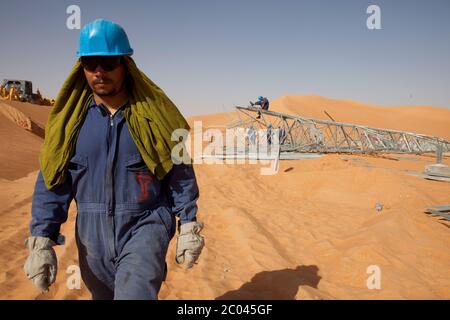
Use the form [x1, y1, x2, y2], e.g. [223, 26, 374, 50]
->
[23, 236, 58, 292]
[175, 221, 205, 269]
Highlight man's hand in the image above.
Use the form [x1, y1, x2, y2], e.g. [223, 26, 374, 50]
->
[23, 236, 58, 292]
[175, 221, 205, 269]
[249, 101, 254, 106]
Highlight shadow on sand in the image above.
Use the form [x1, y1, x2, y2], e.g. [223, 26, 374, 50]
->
[216, 265, 321, 300]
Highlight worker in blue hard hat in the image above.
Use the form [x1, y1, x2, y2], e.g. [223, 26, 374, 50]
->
[77, 19, 133, 108]
[24, 19, 204, 300]
[247, 124, 256, 146]
[250, 96, 269, 119]
[267, 123, 273, 145]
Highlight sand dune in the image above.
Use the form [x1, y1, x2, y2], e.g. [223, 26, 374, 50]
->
[271, 95, 450, 140]
[2, 101, 51, 128]
[0, 96, 449, 299]
[0, 102, 47, 180]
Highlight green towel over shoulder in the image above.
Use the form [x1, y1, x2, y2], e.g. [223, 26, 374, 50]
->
[39, 56, 190, 190]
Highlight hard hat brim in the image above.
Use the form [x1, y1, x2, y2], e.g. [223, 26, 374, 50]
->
[76, 50, 134, 57]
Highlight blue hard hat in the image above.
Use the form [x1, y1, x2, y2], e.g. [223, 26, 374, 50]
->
[77, 19, 133, 57]
[258, 96, 263, 101]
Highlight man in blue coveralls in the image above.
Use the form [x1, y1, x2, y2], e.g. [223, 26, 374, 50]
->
[23, 19, 204, 300]
[250, 96, 269, 119]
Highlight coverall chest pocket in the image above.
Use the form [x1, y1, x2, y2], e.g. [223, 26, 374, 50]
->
[68, 154, 90, 201]
[125, 153, 160, 205]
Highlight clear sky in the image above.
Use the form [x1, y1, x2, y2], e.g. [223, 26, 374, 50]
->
[0, 0, 449, 116]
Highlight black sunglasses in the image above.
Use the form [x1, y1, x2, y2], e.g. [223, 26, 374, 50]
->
[80, 56, 122, 72]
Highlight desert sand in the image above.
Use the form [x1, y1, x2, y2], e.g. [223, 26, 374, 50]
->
[0, 95, 449, 300]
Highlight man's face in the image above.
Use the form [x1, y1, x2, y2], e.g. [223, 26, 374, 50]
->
[81, 56, 127, 96]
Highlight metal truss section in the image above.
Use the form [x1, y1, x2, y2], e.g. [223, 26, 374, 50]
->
[230, 106, 450, 154]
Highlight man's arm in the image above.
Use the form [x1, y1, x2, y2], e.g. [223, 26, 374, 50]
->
[30, 171, 74, 244]
[164, 163, 204, 268]
[163, 163, 199, 226]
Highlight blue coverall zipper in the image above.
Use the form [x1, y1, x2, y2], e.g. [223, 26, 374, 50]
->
[106, 111, 118, 260]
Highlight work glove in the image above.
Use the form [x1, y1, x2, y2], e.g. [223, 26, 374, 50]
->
[250, 101, 254, 106]
[175, 221, 205, 269]
[23, 236, 58, 292]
